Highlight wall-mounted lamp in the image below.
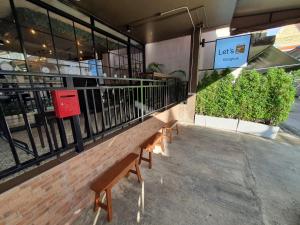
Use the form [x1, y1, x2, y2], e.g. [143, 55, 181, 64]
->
[200, 38, 205, 47]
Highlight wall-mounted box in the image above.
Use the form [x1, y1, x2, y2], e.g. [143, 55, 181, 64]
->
[51, 90, 80, 118]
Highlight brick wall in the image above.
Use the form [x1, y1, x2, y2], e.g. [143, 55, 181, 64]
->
[0, 100, 195, 225]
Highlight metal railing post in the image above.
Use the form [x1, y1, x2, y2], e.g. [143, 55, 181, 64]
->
[71, 115, 84, 153]
[140, 80, 144, 121]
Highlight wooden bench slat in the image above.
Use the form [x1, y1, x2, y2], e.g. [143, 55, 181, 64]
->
[90, 153, 139, 192]
[163, 120, 178, 129]
[140, 132, 162, 150]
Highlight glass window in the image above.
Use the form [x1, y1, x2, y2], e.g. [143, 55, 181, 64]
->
[0, 0, 26, 72]
[131, 45, 143, 78]
[106, 38, 129, 78]
[75, 22, 95, 76]
[49, 12, 80, 75]
[94, 31, 109, 77]
[14, 0, 59, 74]
[4, 0, 144, 78]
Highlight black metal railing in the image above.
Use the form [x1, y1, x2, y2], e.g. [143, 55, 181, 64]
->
[0, 71, 187, 180]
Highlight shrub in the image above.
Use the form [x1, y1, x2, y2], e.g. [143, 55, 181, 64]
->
[196, 68, 296, 126]
[264, 68, 295, 125]
[196, 70, 220, 116]
[196, 69, 237, 118]
[234, 70, 268, 122]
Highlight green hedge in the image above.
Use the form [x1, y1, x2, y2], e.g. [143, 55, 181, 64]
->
[196, 68, 296, 126]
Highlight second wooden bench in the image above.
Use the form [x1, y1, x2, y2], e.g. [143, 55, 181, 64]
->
[139, 132, 164, 169]
[162, 120, 178, 143]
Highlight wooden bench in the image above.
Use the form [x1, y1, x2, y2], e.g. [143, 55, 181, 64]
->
[162, 120, 178, 143]
[139, 132, 164, 169]
[90, 153, 142, 222]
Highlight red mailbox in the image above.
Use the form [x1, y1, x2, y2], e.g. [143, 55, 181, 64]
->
[51, 90, 80, 118]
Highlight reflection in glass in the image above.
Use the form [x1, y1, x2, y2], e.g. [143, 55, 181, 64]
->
[0, 0, 26, 73]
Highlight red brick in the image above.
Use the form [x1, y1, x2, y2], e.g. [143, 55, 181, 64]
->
[0, 105, 181, 225]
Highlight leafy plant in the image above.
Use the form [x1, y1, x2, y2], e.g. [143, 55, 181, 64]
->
[234, 70, 268, 122]
[264, 68, 295, 125]
[196, 70, 237, 118]
[147, 62, 164, 73]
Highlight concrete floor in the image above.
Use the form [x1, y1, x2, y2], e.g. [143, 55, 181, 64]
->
[74, 125, 300, 225]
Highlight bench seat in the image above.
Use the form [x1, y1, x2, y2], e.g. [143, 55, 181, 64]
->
[90, 153, 142, 221]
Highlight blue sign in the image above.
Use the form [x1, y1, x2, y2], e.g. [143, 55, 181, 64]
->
[214, 34, 251, 69]
[88, 59, 98, 76]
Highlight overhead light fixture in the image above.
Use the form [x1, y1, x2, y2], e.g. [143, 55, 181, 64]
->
[42, 44, 47, 48]
[5, 39, 10, 44]
[30, 29, 36, 34]
[79, 50, 83, 54]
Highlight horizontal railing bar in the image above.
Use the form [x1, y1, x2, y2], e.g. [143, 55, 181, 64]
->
[0, 70, 178, 82]
[0, 85, 170, 92]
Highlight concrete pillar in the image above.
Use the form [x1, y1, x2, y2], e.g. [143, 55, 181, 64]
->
[189, 27, 201, 93]
[181, 27, 201, 124]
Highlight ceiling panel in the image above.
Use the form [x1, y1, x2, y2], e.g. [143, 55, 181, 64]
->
[61, 0, 237, 43]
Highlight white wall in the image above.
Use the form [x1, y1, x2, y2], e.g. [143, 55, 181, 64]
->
[145, 36, 191, 79]
[198, 27, 231, 81]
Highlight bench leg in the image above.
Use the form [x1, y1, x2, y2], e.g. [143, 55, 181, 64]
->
[135, 160, 143, 182]
[149, 151, 152, 169]
[139, 147, 153, 169]
[160, 137, 165, 152]
[106, 188, 112, 222]
[94, 192, 100, 212]
[169, 129, 173, 143]
[139, 148, 143, 165]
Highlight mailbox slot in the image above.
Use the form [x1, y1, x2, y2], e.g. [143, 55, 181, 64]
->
[60, 95, 76, 98]
[51, 90, 80, 118]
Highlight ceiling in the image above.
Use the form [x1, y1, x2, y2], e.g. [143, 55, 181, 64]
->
[62, 0, 237, 43]
[62, 0, 300, 43]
